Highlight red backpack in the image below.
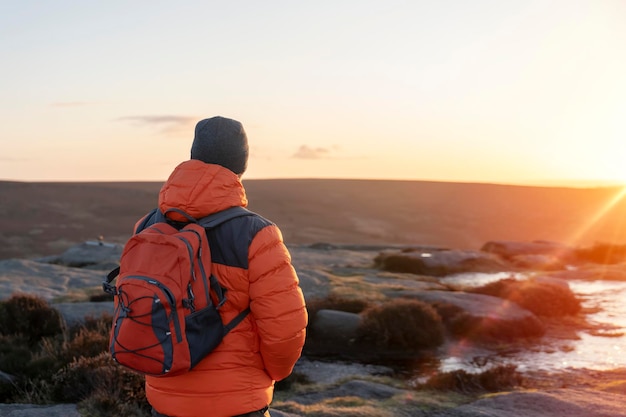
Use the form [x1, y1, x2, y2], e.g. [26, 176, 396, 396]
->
[103, 207, 252, 377]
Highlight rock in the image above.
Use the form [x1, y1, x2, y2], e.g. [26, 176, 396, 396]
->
[288, 379, 404, 405]
[54, 241, 123, 268]
[0, 404, 81, 417]
[399, 290, 545, 341]
[310, 309, 361, 344]
[375, 249, 509, 277]
[293, 358, 393, 385]
[0, 259, 104, 301]
[481, 240, 574, 263]
[431, 388, 626, 417]
[294, 269, 331, 300]
[270, 410, 303, 417]
[507, 254, 567, 271]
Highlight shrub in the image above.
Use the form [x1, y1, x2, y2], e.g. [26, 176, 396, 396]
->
[62, 328, 109, 362]
[470, 278, 581, 317]
[62, 314, 112, 362]
[0, 294, 64, 342]
[356, 299, 444, 351]
[52, 352, 148, 412]
[0, 334, 32, 376]
[420, 364, 523, 393]
[0, 333, 67, 402]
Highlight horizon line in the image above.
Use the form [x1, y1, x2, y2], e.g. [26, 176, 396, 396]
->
[1, 177, 624, 190]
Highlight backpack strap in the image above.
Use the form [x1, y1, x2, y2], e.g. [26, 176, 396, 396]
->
[197, 206, 256, 228]
[196, 206, 256, 308]
[137, 206, 255, 232]
[134, 208, 160, 233]
[224, 307, 251, 334]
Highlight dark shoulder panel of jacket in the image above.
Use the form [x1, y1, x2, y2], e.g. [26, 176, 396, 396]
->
[206, 213, 274, 269]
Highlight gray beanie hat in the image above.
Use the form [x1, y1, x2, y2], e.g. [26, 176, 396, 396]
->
[190, 116, 249, 175]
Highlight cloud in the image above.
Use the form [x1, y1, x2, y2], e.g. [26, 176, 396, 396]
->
[116, 115, 196, 136]
[292, 145, 332, 160]
[50, 101, 92, 107]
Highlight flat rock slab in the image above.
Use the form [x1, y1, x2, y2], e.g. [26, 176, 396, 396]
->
[289, 379, 403, 405]
[0, 404, 80, 417]
[53, 241, 123, 267]
[294, 358, 392, 385]
[0, 259, 104, 301]
[432, 388, 626, 417]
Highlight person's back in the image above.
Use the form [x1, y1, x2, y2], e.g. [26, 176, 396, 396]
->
[140, 116, 308, 417]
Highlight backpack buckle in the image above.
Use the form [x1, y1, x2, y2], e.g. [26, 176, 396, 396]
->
[102, 281, 117, 295]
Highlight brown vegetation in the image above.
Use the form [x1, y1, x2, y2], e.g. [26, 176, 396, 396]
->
[419, 365, 524, 393]
[0, 294, 149, 415]
[469, 278, 581, 317]
[357, 299, 445, 351]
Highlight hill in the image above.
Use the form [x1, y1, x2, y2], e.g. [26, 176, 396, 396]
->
[1, 179, 626, 259]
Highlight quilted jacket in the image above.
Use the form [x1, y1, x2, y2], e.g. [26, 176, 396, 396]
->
[141, 160, 307, 417]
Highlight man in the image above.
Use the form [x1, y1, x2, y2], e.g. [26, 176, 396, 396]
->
[142, 116, 308, 417]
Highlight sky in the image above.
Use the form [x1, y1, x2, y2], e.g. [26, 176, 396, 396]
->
[1, 0, 625, 186]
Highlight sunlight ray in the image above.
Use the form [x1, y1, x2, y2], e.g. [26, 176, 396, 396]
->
[567, 186, 626, 247]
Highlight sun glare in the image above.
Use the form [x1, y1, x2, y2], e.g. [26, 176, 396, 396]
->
[567, 186, 626, 246]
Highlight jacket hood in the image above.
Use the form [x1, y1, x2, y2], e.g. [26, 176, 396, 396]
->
[158, 159, 248, 222]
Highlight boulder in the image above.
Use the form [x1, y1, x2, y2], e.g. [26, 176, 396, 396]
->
[375, 249, 509, 277]
[481, 240, 574, 264]
[395, 290, 545, 342]
[53, 241, 123, 268]
[310, 309, 361, 344]
[507, 254, 567, 271]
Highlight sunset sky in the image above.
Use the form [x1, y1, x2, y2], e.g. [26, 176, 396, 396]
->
[1, 0, 625, 186]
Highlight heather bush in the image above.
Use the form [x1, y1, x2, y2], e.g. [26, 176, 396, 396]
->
[470, 278, 581, 317]
[0, 334, 32, 377]
[52, 352, 147, 413]
[0, 293, 134, 409]
[62, 314, 112, 362]
[420, 364, 523, 393]
[374, 252, 425, 274]
[357, 299, 444, 350]
[62, 328, 109, 362]
[0, 294, 64, 342]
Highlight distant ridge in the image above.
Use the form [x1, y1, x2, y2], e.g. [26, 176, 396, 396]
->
[1, 179, 625, 260]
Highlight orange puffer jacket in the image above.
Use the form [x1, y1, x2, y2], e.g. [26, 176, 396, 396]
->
[142, 160, 308, 417]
